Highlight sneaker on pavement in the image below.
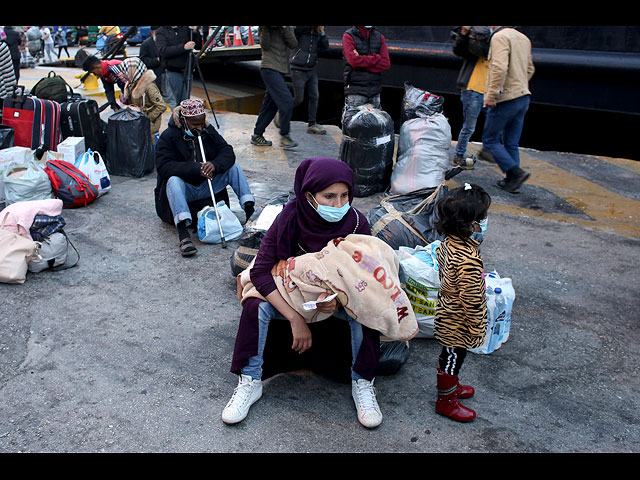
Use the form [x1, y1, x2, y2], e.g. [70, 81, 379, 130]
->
[352, 378, 383, 428]
[251, 134, 272, 146]
[307, 123, 326, 135]
[280, 134, 298, 149]
[222, 374, 263, 424]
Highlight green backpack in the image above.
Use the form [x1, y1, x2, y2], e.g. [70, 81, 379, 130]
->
[30, 71, 74, 103]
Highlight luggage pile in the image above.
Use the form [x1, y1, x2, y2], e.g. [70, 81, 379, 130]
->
[0, 75, 118, 284]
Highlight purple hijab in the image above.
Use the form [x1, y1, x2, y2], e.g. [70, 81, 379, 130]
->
[276, 157, 369, 258]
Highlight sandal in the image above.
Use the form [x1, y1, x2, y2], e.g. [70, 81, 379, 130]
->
[179, 238, 197, 257]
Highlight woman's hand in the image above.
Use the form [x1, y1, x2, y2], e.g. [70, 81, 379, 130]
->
[315, 292, 337, 314]
[289, 314, 312, 354]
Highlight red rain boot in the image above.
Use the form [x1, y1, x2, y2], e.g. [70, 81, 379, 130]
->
[456, 381, 475, 399]
[436, 369, 476, 422]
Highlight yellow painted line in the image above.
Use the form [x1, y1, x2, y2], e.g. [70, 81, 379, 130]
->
[449, 150, 640, 239]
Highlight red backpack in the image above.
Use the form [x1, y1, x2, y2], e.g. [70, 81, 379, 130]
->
[44, 159, 99, 208]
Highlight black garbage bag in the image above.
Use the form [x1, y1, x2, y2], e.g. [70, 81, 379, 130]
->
[340, 104, 395, 197]
[401, 82, 444, 122]
[367, 185, 448, 250]
[377, 340, 410, 376]
[0, 125, 14, 149]
[105, 108, 154, 177]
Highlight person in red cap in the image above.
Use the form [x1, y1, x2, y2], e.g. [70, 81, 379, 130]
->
[154, 99, 255, 256]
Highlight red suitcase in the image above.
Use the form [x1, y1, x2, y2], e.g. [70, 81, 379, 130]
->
[2, 85, 61, 151]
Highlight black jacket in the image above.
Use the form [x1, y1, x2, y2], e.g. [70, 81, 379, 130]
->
[154, 113, 235, 224]
[343, 26, 384, 97]
[155, 26, 203, 73]
[139, 35, 162, 80]
[290, 26, 328, 71]
[452, 27, 490, 91]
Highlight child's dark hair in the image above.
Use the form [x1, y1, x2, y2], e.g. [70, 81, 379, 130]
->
[435, 183, 491, 237]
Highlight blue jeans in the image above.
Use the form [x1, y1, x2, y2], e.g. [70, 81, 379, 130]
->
[242, 302, 367, 382]
[482, 95, 530, 174]
[254, 68, 293, 137]
[165, 164, 254, 226]
[455, 90, 486, 157]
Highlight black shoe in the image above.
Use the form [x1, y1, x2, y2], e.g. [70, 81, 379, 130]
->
[498, 170, 530, 193]
[243, 201, 255, 222]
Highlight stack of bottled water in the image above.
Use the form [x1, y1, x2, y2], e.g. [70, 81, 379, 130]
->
[470, 271, 515, 354]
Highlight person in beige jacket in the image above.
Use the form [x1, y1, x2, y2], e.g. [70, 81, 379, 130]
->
[481, 26, 535, 193]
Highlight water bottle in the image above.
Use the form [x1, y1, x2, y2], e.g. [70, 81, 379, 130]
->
[488, 287, 505, 352]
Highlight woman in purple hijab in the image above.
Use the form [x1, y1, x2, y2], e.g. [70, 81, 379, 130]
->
[222, 158, 384, 428]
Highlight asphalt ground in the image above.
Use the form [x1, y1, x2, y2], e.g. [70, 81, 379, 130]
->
[0, 49, 639, 454]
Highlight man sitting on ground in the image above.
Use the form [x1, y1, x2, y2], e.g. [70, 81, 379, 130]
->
[154, 99, 255, 257]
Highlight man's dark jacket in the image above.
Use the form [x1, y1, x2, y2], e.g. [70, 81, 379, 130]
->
[139, 34, 162, 80]
[155, 26, 203, 73]
[343, 26, 384, 97]
[290, 26, 328, 71]
[154, 113, 235, 224]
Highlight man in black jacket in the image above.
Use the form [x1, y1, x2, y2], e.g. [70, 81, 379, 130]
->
[290, 26, 329, 135]
[139, 26, 164, 92]
[155, 26, 202, 109]
[2, 26, 22, 81]
[154, 99, 255, 256]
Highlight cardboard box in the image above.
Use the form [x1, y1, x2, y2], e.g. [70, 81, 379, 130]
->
[56, 137, 85, 165]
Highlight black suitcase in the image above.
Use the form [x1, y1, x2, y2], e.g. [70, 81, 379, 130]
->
[60, 99, 107, 155]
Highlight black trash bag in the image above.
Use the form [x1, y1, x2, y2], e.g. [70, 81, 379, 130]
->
[401, 82, 445, 122]
[367, 185, 448, 250]
[105, 107, 154, 177]
[0, 124, 14, 149]
[340, 104, 395, 197]
[376, 340, 410, 376]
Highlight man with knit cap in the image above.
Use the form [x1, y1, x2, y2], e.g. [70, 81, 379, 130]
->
[155, 99, 255, 257]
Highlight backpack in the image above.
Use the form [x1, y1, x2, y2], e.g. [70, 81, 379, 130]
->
[44, 159, 99, 208]
[30, 71, 74, 103]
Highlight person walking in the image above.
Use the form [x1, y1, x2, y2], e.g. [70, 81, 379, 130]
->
[250, 26, 299, 149]
[481, 26, 535, 193]
[54, 27, 70, 59]
[290, 26, 329, 135]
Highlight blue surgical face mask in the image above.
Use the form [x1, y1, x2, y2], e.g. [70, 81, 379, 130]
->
[307, 195, 351, 223]
[185, 128, 195, 137]
[471, 218, 488, 242]
[364, 26, 373, 29]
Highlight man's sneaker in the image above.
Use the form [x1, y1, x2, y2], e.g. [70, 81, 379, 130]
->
[498, 170, 530, 193]
[280, 135, 298, 149]
[352, 378, 383, 428]
[221, 374, 263, 424]
[453, 154, 476, 169]
[251, 134, 272, 146]
[307, 123, 326, 135]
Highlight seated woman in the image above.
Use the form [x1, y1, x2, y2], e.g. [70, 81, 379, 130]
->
[119, 57, 167, 145]
[223, 157, 384, 428]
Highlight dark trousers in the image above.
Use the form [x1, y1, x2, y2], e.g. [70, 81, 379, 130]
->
[439, 346, 467, 375]
[254, 68, 293, 137]
[291, 68, 319, 126]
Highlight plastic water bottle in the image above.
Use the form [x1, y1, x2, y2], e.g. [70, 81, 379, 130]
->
[488, 287, 505, 352]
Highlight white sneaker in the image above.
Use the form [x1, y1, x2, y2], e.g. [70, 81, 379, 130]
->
[352, 378, 383, 428]
[222, 374, 263, 424]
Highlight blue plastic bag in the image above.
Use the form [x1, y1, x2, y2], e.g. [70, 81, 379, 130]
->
[197, 202, 243, 244]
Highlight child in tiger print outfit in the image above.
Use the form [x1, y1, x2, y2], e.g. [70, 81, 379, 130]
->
[434, 183, 491, 422]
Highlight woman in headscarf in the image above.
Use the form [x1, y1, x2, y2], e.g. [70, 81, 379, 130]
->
[222, 157, 384, 429]
[120, 57, 167, 143]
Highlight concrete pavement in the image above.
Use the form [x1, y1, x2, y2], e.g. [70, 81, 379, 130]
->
[0, 58, 639, 453]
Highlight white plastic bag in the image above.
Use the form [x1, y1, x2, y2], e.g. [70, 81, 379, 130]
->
[397, 240, 441, 338]
[2, 160, 54, 205]
[74, 149, 111, 196]
[470, 271, 516, 354]
[197, 201, 243, 244]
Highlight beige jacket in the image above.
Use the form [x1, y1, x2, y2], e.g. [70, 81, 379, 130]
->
[484, 27, 535, 105]
[124, 70, 167, 136]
